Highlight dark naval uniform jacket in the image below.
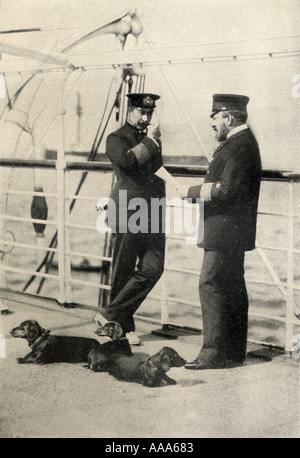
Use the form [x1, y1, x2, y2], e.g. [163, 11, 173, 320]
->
[187, 128, 262, 252]
[106, 122, 165, 213]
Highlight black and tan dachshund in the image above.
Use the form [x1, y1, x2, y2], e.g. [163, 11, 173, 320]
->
[107, 346, 187, 387]
[10, 319, 100, 364]
[88, 322, 187, 387]
[88, 321, 133, 371]
[10, 319, 186, 385]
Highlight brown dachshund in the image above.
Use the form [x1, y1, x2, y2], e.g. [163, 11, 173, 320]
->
[88, 321, 133, 371]
[88, 322, 187, 386]
[107, 346, 187, 387]
[10, 319, 100, 364]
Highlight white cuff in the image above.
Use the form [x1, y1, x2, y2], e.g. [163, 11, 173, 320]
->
[200, 183, 213, 201]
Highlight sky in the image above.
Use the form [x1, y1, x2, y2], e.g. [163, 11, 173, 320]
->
[0, 0, 299, 169]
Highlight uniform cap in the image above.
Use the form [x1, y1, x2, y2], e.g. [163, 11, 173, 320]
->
[126, 93, 160, 109]
[210, 94, 249, 117]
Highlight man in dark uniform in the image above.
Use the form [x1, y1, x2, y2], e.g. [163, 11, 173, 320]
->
[95, 93, 165, 345]
[181, 94, 262, 369]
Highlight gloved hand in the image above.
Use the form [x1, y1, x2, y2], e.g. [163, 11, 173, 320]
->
[147, 122, 161, 142]
[175, 184, 190, 199]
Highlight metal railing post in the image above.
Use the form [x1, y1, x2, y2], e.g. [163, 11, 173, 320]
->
[56, 69, 71, 304]
[285, 179, 295, 352]
[0, 166, 8, 311]
[160, 244, 169, 325]
[64, 170, 72, 303]
[1, 157, 299, 352]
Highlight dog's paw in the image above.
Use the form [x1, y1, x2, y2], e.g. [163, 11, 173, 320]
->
[161, 376, 177, 386]
[17, 357, 26, 364]
[88, 363, 103, 372]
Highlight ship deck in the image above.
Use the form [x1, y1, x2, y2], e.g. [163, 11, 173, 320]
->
[1, 294, 299, 439]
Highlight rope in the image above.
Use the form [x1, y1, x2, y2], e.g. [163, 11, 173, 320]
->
[143, 27, 211, 161]
[0, 102, 9, 122]
[36, 95, 117, 294]
[22, 75, 120, 293]
[0, 65, 33, 122]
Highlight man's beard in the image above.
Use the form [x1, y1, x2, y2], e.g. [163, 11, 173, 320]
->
[215, 124, 228, 142]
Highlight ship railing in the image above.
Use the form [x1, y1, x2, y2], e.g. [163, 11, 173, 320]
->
[0, 158, 299, 353]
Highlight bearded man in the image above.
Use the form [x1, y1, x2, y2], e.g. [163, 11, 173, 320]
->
[182, 94, 262, 369]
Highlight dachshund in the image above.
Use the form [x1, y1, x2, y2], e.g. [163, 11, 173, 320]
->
[88, 322, 187, 386]
[87, 321, 133, 371]
[10, 319, 100, 364]
[107, 346, 187, 387]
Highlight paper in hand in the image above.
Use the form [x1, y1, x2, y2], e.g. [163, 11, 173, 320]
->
[155, 166, 179, 187]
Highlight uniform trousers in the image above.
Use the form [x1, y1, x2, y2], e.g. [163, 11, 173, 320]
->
[197, 249, 249, 365]
[101, 231, 165, 333]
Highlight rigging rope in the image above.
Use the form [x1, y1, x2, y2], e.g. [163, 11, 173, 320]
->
[22, 74, 120, 293]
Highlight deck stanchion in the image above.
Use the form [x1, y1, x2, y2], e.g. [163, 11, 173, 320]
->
[0, 158, 299, 353]
[285, 179, 295, 352]
[160, 264, 169, 326]
[0, 166, 8, 302]
[0, 168, 10, 313]
[56, 69, 71, 305]
[64, 170, 72, 304]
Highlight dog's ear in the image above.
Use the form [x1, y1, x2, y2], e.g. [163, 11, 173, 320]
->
[142, 360, 162, 387]
[150, 349, 171, 373]
[35, 321, 46, 335]
[159, 352, 171, 372]
[112, 323, 124, 340]
[26, 320, 45, 340]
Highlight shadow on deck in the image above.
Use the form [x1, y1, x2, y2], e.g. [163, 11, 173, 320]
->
[0, 295, 299, 439]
